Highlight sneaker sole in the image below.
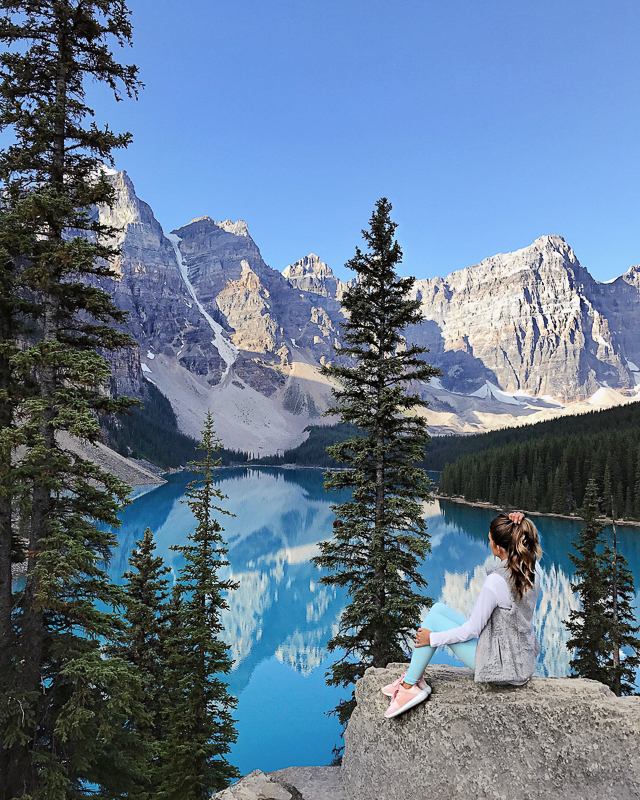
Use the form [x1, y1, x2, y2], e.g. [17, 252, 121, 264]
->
[384, 686, 431, 719]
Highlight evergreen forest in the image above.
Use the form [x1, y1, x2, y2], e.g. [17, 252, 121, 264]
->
[250, 402, 640, 472]
[0, 2, 238, 796]
[439, 402, 640, 519]
[424, 400, 640, 471]
[254, 423, 360, 467]
[103, 380, 253, 469]
[103, 380, 201, 468]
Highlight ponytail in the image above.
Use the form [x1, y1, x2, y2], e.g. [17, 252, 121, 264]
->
[489, 513, 542, 600]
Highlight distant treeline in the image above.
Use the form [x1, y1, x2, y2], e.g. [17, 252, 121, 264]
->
[423, 401, 640, 470]
[253, 424, 360, 467]
[439, 402, 640, 520]
[109, 391, 640, 504]
[246, 403, 640, 478]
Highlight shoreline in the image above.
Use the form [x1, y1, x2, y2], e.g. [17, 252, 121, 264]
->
[166, 464, 640, 529]
[435, 493, 640, 528]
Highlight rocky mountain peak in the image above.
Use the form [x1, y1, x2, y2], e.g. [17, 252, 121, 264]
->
[459, 233, 583, 285]
[92, 170, 640, 452]
[217, 219, 249, 237]
[170, 214, 268, 302]
[100, 169, 161, 242]
[532, 233, 569, 248]
[283, 253, 339, 298]
[622, 263, 640, 287]
[408, 234, 637, 398]
[284, 253, 332, 277]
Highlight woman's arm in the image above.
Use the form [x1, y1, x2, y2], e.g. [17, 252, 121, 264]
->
[424, 577, 507, 647]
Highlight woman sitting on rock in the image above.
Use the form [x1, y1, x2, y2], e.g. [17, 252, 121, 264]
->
[383, 511, 542, 719]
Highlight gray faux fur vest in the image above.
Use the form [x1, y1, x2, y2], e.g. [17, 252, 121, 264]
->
[474, 563, 541, 684]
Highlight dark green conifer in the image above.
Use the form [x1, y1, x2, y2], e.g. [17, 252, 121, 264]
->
[312, 198, 440, 726]
[112, 528, 172, 798]
[602, 510, 640, 696]
[160, 413, 239, 799]
[565, 479, 610, 685]
[0, 1, 144, 796]
[0, 200, 34, 683]
[434, 406, 640, 521]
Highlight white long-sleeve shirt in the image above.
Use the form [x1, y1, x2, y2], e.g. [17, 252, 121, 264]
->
[429, 562, 541, 648]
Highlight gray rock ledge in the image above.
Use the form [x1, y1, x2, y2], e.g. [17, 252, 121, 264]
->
[342, 664, 640, 800]
[212, 767, 345, 800]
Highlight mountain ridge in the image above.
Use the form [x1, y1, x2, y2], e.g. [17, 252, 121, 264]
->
[94, 170, 640, 455]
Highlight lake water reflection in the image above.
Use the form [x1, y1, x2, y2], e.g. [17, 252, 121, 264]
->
[110, 468, 640, 775]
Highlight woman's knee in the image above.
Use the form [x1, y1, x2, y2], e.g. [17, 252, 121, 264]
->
[423, 602, 449, 624]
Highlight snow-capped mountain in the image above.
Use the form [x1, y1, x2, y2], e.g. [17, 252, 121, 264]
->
[95, 170, 640, 454]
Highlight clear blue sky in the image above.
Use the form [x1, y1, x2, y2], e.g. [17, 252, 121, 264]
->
[90, 0, 640, 282]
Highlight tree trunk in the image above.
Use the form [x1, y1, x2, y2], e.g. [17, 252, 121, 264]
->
[18, 23, 68, 789]
[0, 339, 13, 679]
[372, 365, 386, 667]
[0, 332, 15, 800]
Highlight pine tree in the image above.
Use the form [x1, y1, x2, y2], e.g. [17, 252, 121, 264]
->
[160, 413, 239, 799]
[312, 198, 440, 726]
[0, 201, 34, 683]
[602, 508, 640, 695]
[112, 528, 172, 798]
[565, 479, 610, 684]
[0, 2, 145, 796]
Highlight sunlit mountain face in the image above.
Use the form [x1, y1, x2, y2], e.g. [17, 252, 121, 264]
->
[95, 170, 640, 454]
[109, 469, 640, 772]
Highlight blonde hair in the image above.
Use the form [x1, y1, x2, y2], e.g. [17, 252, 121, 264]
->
[489, 513, 542, 600]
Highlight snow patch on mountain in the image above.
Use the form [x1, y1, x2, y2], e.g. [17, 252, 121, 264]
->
[165, 232, 238, 377]
[541, 395, 565, 407]
[468, 381, 523, 405]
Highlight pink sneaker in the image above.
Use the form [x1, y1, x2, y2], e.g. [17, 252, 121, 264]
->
[381, 674, 428, 697]
[384, 682, 431, 719]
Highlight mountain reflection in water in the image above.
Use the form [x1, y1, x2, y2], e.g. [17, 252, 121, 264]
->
[110, 467, 640, 773]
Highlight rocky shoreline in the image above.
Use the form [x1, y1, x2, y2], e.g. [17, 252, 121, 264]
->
[436, 492, 640, 527]
[213, 768, 345, 800]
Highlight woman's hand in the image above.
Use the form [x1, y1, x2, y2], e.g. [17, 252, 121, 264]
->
[509, 511, 524, 525]
[415, 627, 431, 647]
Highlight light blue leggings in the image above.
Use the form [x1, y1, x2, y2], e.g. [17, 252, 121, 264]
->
[404, 602, 477, 685]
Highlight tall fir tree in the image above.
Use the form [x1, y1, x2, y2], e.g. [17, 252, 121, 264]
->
[312, 198, 441, 726]
[0, 2, 145, 797]
[0, 197, 35, 683]
[111, 528, 172, 799]
[565, 479, 611, 685]
[602, 510, 640, 696]
[159, 412, 239, 799]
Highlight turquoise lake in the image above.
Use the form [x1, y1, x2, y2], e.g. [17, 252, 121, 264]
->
[109, 467, 640, 775]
